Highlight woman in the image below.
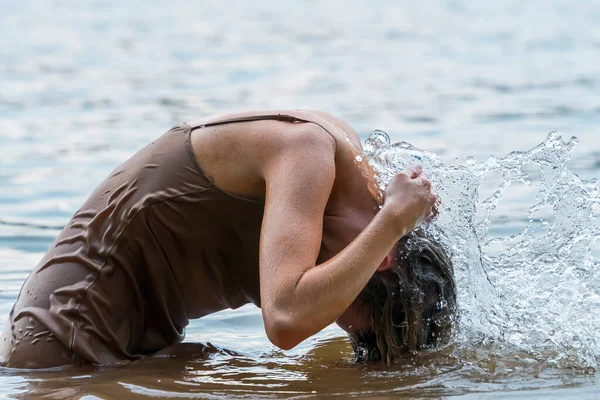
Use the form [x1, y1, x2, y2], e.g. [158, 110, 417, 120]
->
[0, 110, 455, 368]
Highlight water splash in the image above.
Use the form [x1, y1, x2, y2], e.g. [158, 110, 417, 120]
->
[363, 130, 600, 368]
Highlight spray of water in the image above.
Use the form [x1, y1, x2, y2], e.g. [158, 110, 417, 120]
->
[363, 130, 600, 368]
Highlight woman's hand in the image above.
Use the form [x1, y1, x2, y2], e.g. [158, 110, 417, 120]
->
[380, 165, 438, 238]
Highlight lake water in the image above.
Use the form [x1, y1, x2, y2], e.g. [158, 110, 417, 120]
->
[1, 0, 599, 398]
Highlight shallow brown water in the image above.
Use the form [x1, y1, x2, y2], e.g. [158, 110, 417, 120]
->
[1, 336, 599, 399]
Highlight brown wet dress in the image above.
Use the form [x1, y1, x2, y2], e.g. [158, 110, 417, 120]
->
[0, 114, 329, 368]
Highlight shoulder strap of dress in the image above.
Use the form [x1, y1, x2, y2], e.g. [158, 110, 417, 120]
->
[190, 114, 303, 129]
[187, 112, 338, 140]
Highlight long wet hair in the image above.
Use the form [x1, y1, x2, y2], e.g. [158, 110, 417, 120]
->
[351, 229, 457, 365]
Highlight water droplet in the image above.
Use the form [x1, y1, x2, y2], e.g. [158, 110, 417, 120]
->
[371, 130, 390, 147]
[355, 155, 363, 163]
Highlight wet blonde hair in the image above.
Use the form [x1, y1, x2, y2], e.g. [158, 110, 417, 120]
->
[351, 229, 457, 365]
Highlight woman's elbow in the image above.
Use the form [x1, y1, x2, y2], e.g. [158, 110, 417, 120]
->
[263, 311, 305, 351]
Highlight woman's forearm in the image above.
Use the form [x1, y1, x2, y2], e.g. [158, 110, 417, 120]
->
[264, 209, 407, 349]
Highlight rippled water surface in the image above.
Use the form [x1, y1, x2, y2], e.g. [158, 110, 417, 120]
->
[1, 0, 599, 398]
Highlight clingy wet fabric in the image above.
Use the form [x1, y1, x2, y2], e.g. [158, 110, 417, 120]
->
[1, 119, 289, 366]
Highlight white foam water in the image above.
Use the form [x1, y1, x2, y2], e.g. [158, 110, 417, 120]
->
[363, 130, 600, 368]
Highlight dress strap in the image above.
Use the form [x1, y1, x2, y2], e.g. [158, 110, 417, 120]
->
[186, 113, 337, 141]
[190, 114, 306, 130]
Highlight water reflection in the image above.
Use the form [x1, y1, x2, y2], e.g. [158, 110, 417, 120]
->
[3, 337, 599, 399]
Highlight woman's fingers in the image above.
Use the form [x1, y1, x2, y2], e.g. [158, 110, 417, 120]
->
[426, 193, 440, 222]
[405, 164, 423, 179]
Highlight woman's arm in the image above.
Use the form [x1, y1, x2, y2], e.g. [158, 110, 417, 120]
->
[259, 125, 435, 350]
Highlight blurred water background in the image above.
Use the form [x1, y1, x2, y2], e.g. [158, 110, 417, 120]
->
[1, 0, 599, 398]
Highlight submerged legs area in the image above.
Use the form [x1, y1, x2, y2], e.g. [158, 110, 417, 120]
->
[0, 315, 81, 369]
